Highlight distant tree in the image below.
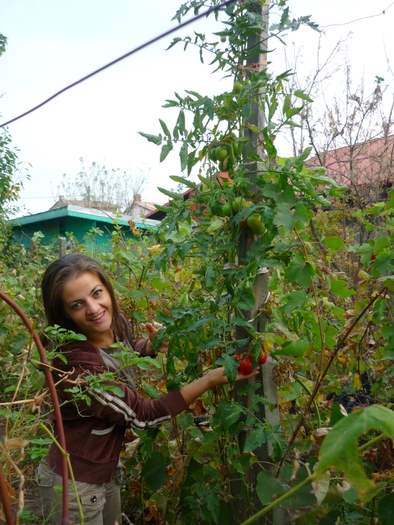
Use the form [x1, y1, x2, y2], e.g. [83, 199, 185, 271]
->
[284, 40, 394, 214]
[0, 34, 28, 250]
[58, 158, 151, 212]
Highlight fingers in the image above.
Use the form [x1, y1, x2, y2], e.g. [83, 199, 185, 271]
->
[235, 367, 260, 381]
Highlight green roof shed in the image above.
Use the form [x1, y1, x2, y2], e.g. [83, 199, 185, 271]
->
[8, 204, 158, 250]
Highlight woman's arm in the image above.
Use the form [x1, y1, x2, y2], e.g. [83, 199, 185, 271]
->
[180, 366, 260, 405]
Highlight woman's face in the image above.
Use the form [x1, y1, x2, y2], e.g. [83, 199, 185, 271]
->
[61, 271, 114, 346]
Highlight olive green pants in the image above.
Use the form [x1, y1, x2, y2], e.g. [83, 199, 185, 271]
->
[36, 460, 123, 525]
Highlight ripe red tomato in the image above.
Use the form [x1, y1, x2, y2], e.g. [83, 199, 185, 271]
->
[239, 358, 253, 375]
[234, 354, 241, 361]
[259, 352, 268, 365]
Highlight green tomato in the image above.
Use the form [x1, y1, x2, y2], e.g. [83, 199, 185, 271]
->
[215, 146, 228, 161]
[232, 197, 253, 212]
[233, 81, 243, 94]
[246, 212, 263, 231]
[232, 142, 240, 157]
[221, 202, 233, 217]
[208, 148, 217, 162]
[232, 197, 246, 212]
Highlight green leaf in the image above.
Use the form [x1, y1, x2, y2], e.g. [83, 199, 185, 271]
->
[322, 236, 347, 251]
[330, 403, 348, 427]
[175, 109, 186, 134]
[151, 203, 169, 213]
[243, 425, 267, 453]
[286, 106, 302, 118]
[330, 280, 355, 298]
[184, 317, 214, 332]
[143, 384, 161, 399]
[157, 187, 183, 200]
[256, 470, 287, 505]
[159, 119, 171, 138]
[316, 405, 394, 497]
[274, 339, 309, 357]
[206, 217, 225, 233]
[273, 202, 295, 231]
[137, 131, 162, 145]
[130, 289, 148, 300]
[178, 412, 194, 430]
[372, 252, 394, 277]
[293, 202, 312, 224]
[378, 275, 394, 292]
[281, 291, 307, 314]
[271, 432, 288, 463]
[206, 490, 220, 524]
[294, 89, 313, 103]
[179, 141, 188, 172]
[377, 492, 394, 525]
[282, 95, 290, 115]
[262, 128, 277, 159]
[141, 451, 167, 491]
[285, 256, 314, 287]
[104, 385, 125, 397]
[160, 142, 173, 163]
[169, 175, 196, 189]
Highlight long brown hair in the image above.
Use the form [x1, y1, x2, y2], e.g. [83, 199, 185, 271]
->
[41, 254, 127, 344]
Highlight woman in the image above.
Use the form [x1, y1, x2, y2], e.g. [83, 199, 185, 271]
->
[36, 254, 258, 525]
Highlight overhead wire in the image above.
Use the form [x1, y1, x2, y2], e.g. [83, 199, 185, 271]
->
[0, 0, 237, 130]
[1, 0, 392, 130]
[321, 1, 394, 28]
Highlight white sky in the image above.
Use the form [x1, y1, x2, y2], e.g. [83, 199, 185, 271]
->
[1, 0, 393, 216]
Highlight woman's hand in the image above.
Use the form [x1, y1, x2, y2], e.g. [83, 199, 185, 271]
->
[206, 366, 260, 388]
[144, 322, 168, 355]
[180, 365, 260, 405]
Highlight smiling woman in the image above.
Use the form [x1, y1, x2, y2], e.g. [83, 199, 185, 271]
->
[37, 253, 259, 525]
[61, 272, 115, 347]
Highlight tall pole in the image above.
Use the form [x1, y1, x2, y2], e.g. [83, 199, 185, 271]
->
[232, 2, 285, 523]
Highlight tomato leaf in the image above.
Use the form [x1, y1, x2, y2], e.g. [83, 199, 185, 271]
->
[157, 187, 182, 200]
[138, 131, 162, 145]
[160, 142, 173, 163]
[159, 119, 171, 138]
[169, 175, 196, 189]
[243, 425, 268, 453]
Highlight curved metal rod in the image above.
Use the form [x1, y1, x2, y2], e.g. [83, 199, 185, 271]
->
[0, 289, 70, 525]
[0, 463, 14, 525]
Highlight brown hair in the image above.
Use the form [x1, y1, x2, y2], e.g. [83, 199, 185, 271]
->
[41, 254, 127, 343]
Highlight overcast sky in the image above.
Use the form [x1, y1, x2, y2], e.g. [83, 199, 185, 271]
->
[1, 0, 393, 216]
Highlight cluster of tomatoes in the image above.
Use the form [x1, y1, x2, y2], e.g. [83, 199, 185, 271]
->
[208, 141, 239, 173]
[234, 352, 268, 375]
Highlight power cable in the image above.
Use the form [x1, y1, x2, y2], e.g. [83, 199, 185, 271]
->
[321, 1, 394, 28]
[0, 0, 237, 129]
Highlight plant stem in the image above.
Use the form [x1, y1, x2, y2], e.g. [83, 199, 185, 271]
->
[239, 473, 317, 525]
[39, 423, 85, 524]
